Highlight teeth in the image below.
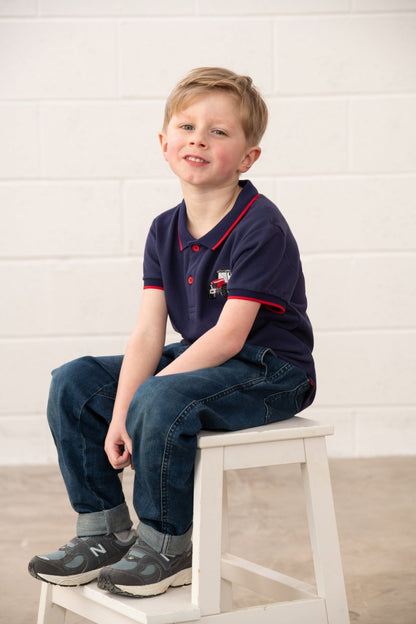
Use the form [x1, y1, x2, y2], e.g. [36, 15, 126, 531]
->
[186, 156, 205, 163]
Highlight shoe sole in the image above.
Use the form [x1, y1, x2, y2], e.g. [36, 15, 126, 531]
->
[28, 564, 101, 587]
[98, 566, 192, 597]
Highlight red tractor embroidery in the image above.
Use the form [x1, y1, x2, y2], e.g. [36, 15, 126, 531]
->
[209, 269, 231, 299]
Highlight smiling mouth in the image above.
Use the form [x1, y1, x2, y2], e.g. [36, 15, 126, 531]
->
[185, 156, 208, 163]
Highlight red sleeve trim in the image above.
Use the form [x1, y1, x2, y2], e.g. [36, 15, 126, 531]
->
[143, 285, 164, 291]
[228, 295, 285, 314]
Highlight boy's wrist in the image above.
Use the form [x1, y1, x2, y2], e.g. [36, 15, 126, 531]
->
[110, 410, 128, 425]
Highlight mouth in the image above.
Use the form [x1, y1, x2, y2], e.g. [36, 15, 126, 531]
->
[185, 155, 208, 164]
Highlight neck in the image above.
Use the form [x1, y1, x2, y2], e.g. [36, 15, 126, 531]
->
[182, 182, 242, 239]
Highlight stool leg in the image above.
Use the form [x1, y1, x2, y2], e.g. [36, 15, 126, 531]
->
[37, 583, 66, 624]
[192, 446, 224, 616]
[221, 472, 233, 612]
[302, 437, 350, 624]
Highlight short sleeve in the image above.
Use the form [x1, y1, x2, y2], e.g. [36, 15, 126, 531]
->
[143, 220, 164, 289]
[227, 221, 301, 314]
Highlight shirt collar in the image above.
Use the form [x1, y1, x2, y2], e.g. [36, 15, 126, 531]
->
[177, 180, 259, 251]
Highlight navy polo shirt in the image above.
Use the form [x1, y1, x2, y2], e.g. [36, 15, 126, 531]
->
[143, 180, 315, 395]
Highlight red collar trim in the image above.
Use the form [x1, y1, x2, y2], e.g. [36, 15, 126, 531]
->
[178, 225, 183, 251]
[211, 194, 259, 250]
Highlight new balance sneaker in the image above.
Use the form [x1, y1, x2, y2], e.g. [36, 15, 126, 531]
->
[97, 537, 192, 597]
[28, 530, 136, 586]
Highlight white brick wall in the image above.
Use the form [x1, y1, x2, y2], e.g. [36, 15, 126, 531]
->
[1, 1, 415, 464]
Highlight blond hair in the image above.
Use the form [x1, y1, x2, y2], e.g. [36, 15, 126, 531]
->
[163, 67, 268, 147]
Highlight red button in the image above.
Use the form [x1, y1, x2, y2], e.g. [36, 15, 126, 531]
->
[188, 276, 193, 284]
[192, 245, 200, 252]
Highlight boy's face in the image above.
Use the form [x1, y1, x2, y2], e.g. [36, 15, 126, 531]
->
[159, 91, 260, 192]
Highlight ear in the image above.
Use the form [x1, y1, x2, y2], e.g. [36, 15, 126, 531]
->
[159, 132, 168, 160]
[238, 146, 261, 174]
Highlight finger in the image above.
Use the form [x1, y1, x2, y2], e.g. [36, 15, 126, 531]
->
[106, 444, 128, 468]
[123, 435, 133, 456]
[111, 452, 131, 470]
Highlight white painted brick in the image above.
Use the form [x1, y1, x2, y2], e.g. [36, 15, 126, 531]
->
[352, 0, 416, 11]
[0, 263, 49, 336]
[259, 99, 348, 175]
[0, 182, 121, 258]
[120, 0, 195, 15]
[313, 330, 416, 407]
[356, 407, 416, 457]
[198, 0, 349, 15]
[0, 0, 36, 15]
[303, 254, 416, 331]
[39, 0, 195, 16]
[350, 97, 416, 173]
[306, 406, 416, 457]
[119, 20, 273, 98]
[39, 0, 122, 15]
[302, 257, 352, 331]
[40, 101, 165, 178]
[0, 415, 52, 465]
[0, 336, 129, 416]
[0, 21, 117, 99]
[349, 254, 415, 329]
[123, 179, 182, 255]
[47, 259, 141, 335]
[0, 259, 141, 337]
[0, 104, 39, 178]
[276, 175, 416, 254]
[275, 15, 416, 94]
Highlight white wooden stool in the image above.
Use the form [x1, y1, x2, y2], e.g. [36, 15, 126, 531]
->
[37, 416, 350, 624]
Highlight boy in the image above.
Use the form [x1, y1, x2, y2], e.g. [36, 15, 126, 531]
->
[28, 67, 315, 598]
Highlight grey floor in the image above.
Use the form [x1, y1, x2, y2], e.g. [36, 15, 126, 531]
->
[1, 457, 415, 624]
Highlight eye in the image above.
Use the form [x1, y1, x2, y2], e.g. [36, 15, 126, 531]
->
[212, 129, 226, 136]
[180, 124, 194, 131]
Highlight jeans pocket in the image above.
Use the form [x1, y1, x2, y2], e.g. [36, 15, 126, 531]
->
[264, 378, 312, 423]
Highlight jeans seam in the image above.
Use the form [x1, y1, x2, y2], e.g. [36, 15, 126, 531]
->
[264, 378, 310, 423]
[78, 381, 117, 511]
[268, 361, 292, 381]
[159, 372, 266, 532]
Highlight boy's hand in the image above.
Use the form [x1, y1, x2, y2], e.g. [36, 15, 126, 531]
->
[104, 421, 133, 470]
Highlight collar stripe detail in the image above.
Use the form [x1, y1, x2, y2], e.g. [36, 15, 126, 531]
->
[178, 225, 183, 251]
[211, 194, 259, 251]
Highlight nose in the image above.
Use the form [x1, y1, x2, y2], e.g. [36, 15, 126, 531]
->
[189, 130, 206, 148]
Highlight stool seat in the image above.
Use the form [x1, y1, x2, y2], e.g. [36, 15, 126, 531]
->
[37, 416, 350, 624]
[198, 416, 334, 446]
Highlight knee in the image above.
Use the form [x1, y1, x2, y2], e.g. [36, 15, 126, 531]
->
[49, 356, 89, 397]
[47, 356, 98, 428]
[125, 375, 200, 445]
[126, 376, 179, 441]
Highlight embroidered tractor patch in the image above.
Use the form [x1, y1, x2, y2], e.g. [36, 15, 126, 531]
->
[209, 269, 231, 299]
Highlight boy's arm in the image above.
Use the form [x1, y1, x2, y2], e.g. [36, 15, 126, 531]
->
[157, 298, 260, 377]
[105, 288, 168, 470]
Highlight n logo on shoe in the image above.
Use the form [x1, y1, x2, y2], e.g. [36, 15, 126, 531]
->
[89, 543, 107, 557]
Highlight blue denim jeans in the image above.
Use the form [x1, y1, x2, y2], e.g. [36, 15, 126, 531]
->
[47, 343, 312, 555]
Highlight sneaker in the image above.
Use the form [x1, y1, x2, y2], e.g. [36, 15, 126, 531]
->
[97, 537, 192, 597]
[28, 531, 136, 586]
